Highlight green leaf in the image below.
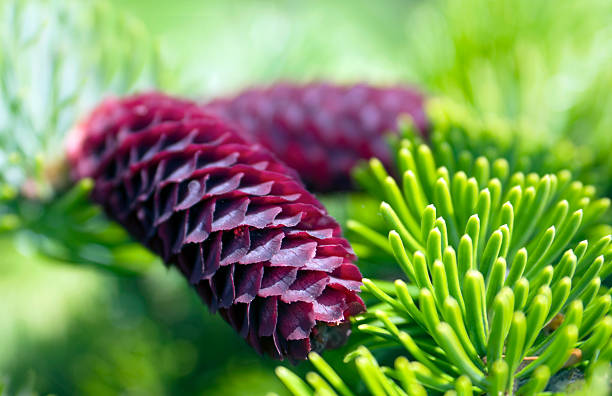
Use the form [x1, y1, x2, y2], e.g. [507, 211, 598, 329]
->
[276, 367, 313, 396]
[515, 365, 550, 396]
[435, 322, 487, 387]
[463, 270, 488, 355]
[308, 353, 355, 396]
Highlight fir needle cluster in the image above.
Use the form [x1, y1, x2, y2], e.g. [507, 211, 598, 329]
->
[277, 117, 612, 395]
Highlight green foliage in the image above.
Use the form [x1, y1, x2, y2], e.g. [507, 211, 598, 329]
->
[278, 122, 612, 395]
[399, 0, 612, 147]
[4, 179, 157, 274]
[399, 0, 612, 200]
[391, 0, 612, 199]
[0, 0, 169, 273]
[0, 0, 165, 192]
[422, 98, 612, 200]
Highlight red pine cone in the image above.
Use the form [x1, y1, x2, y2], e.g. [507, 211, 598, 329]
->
[205, 82, 427, 191]
[66, 93, 364, 361]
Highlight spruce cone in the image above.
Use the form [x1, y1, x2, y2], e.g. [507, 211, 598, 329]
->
[205, 82, 427, 191]
[66, 93, 364, 361]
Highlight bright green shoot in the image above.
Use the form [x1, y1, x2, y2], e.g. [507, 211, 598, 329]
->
[278, 127, 612, 395]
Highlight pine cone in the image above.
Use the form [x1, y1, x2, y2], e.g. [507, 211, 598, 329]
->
[66, 93, 365, 361]
[205, 82, 427, 191]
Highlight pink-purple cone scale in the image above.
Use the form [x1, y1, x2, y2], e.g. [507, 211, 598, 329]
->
[205, 82, 427, 191]
[67, 93, 365, 361]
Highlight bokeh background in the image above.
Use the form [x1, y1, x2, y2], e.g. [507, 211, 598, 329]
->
[1, 0, 612, 395]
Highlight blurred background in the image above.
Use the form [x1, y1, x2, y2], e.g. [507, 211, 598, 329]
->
[1, 0, 612, 395]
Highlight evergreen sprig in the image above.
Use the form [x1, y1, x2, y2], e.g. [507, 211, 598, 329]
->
[0, 0, 166, 193]
[423, 98, 612, 200]
[277, 118, 612, 395]
[0, 0, 167, 273]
